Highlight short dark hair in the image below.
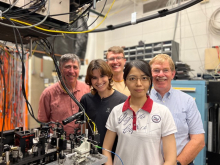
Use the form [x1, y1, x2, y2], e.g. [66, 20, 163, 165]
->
[59, 54, 81, 69]
[123, 60, 153, 94]
[85, 59, 113, 95]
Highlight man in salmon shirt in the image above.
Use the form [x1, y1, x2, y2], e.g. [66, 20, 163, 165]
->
[38, 54, 90, 138]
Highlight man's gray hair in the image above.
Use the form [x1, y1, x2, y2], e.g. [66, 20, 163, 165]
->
[59, 54, 81, 69]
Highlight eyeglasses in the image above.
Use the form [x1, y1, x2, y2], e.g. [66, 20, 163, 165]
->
[107, 56, 124, 62]
[127, 76, 150, 82]
[152, 69, 170, 74]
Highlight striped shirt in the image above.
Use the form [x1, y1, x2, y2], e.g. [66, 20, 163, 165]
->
[150, 87, 205, 155]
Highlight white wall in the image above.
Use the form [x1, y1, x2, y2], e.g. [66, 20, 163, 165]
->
[28, 56, 55, 129]
[87, 0, 220, 77]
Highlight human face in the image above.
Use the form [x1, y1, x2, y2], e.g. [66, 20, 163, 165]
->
[106, 52, 126, 74]
[61, 60, 79, 87]
[91, 69, 111, 94]
[125, 67, 150, 99]
[151, 60, 175, 95]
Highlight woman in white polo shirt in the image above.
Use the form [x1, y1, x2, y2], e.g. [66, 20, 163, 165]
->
[102, 60, 177, 165]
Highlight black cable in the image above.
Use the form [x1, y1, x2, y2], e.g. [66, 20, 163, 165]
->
[31, 11, 78, 17]
[1, 16, 65, 134]
[2, 0, 47, 20]
[35, 40, 51, 55]
[68, 2, 93, 28]
[3, 14, 45, 125]
[18, 0, 36, 9]
[38, 37, 96, 135]
[5, 1, 82, 19]
[47, 121, 63, 129]
[91, 0, 203, 33]
[26, 0, 47, 15]
[87, 0, 107, 29]
[7, 0, 47, 16]
[2, 13, 95, 135]
[0, 59, 6, 144]
[10, 21, 63, 37]
[73, 14, 89, 31]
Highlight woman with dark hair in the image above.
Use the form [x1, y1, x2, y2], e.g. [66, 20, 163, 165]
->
[103, 60, 177, 165]
[80, 59, 127, 153]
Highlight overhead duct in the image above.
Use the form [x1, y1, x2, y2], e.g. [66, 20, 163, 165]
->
[92, 0, 203, 32]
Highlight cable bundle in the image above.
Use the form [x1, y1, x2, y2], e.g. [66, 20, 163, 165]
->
[209, 7, 220, 35]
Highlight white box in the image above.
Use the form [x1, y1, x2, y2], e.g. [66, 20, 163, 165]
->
[25, 0, 70, 23]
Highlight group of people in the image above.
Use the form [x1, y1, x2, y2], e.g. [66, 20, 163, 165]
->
[38, 46, 205, 165]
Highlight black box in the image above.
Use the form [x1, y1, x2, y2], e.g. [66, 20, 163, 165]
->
[207, 81, 220, 103]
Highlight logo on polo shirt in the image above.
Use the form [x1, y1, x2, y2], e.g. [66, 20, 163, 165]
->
[106, 108, 111, 113]
[152, 115, 161, 123]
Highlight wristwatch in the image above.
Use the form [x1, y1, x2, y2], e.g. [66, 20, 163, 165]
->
[177, 160, 181, 165]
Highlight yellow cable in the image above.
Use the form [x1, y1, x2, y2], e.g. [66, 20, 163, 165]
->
[0, 46, 17, 61]
[0, 45, 32, 62]
[85, 113, 96, 133]
[32, 44, 38, 56]
[7, 0, 115, 34]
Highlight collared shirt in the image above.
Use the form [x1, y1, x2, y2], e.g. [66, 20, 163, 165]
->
[38, 81, 90, 137]
[122, 95, 153, 130]
[106, 95, 177, 165]
[150, 87, 205, 156]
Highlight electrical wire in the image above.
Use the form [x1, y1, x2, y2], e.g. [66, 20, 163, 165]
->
[172, 0, 181, 40]
[85, 113, 96, 133]
[184, 10, 204, 71]
[0, 0, 50, 29]
[2, 14, 59, 128]
[2, 0, 19, 14]
[7, 0, 47, 16]
[21, 0, 47, 16]
[27, 27, 63, 37]
[17, 0, 37, 10]
[47, 58, 96, 133]
[8, 0, 116, 34]
[50, 51, 96, 134]
[0, 0, 101, 136]
[87, 0, 107, 29]
[47, 121, 63, 129]
[37, 37, 97, 134]
[0, 45, 22, 62]
[1, 0, 202, 34]
[95, 146, 124, 165]
[91, 0, 203, 33]
[12, 19, 63, 37]
[4, 14, 37, 121]
[68, 3, 93, 29]
[70, 13, 89, 32]
[7, 0, 92, 19]
[209, 7, 220, 35]
[0, 58, 6, 144]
